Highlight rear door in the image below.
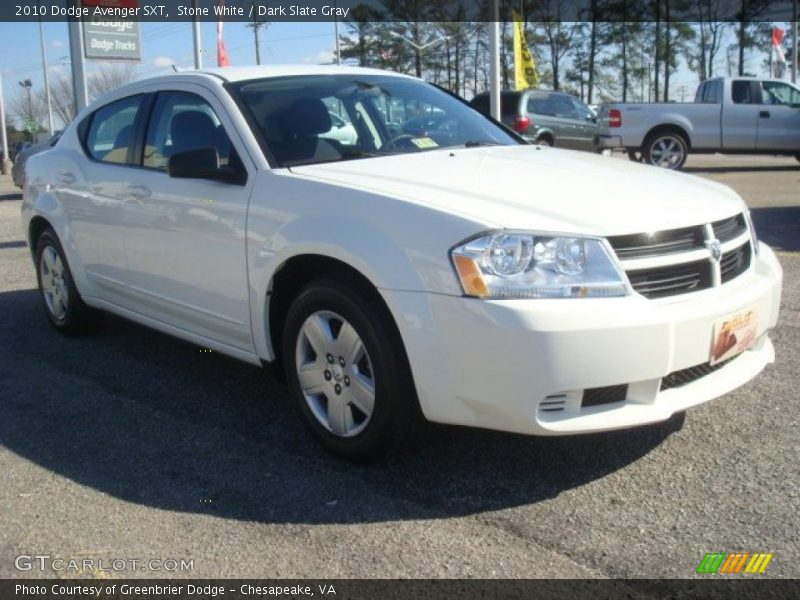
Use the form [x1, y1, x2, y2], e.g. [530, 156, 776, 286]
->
[756, 80, 800, 151]
[66, 94, 146, 303]
[722, 80, 760, 150]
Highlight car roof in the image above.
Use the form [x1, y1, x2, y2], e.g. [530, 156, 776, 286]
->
[173, 64, 419, 83]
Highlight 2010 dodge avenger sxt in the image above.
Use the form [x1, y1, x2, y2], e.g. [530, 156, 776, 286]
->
[21, 66, 782, 460]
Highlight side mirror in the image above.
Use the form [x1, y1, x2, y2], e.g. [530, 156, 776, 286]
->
[167, 148, 245, 184]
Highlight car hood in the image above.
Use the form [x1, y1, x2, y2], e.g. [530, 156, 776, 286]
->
[288, 145, 745, 236]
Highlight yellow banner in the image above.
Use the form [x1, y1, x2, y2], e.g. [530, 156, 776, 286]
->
[512, 10, 539, 90]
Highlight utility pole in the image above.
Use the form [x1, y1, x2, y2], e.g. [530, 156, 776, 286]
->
[39, 11, 55, 137]
[0, 77, 11, 175]
[192, 0, 202, 69]
[67, 5, 89, 113]
[489, 0, 501, 121]
[793, 0, 798, 83]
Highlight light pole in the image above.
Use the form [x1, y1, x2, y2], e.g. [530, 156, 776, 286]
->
[39, 12, 54, 137]
[19, 79, 35, 141]
[793, 0, 798, 83]
[0, 77, 11, 174]
[389, 31, 449, 78]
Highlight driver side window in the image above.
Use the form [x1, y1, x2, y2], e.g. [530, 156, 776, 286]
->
[761, 81, 800, 106]
[143, 91, 235, 170]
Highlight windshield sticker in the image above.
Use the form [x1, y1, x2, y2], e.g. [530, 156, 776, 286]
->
[410, 137, 439, 149]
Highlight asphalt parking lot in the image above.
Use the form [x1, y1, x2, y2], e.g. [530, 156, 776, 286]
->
[0, 153, 798, 580]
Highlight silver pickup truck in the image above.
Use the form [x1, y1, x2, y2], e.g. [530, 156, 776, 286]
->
[597, 76, 800, 170]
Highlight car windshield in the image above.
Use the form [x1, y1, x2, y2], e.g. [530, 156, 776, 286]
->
[230, 74, 519, 168]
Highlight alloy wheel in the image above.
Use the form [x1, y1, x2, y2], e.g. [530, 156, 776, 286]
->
[648, 135, 685, 169]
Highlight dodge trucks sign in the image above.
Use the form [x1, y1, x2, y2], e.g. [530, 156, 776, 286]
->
[82, 0, 141, 61]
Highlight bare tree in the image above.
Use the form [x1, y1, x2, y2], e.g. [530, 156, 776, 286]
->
[87, 64, 137, 100]
[10, 85, 46, 138]
[39, 77, 76, 128]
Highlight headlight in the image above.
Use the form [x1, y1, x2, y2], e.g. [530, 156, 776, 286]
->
[451, 232, 630, 299]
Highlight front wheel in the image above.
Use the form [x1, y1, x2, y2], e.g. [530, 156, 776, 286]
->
[642, 132, 688, 170]
[282, 279, 418, 461]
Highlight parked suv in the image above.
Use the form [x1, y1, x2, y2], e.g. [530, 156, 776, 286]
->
[471, 89, 598, 151]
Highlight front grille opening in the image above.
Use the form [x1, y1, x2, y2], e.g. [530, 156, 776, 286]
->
[627, 260, 712, 299]
[712, 214, 747, 243]
[660, 355, 740, 391]
[608, 226, 705, 259]
[721, 243, 752, 284]
[582, 384, 628, 408]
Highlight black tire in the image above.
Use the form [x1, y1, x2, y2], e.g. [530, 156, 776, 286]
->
[535, 135, 553, 147]
[641, 131, 688, 170]
[282, 279, 419, 461]
[795, 153, 800, 164]
[34, 228, 102, 334]
[627, 150, 643, 162]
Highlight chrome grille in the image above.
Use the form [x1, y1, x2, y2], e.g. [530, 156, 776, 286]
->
[611, 213, 752, 299]
[712, 214, 747, 243]
[607, 226, 704, 259]
[626, 260, 712, 299]
[721, 243, 752, 283]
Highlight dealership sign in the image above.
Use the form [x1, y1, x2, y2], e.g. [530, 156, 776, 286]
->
[82, 0, 141, 61]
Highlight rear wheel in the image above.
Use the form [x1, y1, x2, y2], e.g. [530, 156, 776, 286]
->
[795, 153, 800, 164]
[642, 132, 688, 170]
[627, 150, 643, 162]
[35, 229, 102, 334]
[535, 135, 553, 147]
[282, 279, 418, 461]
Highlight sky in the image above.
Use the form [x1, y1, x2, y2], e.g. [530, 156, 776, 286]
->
[0, 19, 792, 127]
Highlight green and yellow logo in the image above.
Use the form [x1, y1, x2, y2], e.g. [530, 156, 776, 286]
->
[696, 552, 773, 574]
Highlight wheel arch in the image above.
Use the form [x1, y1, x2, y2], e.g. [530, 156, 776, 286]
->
[263, 253, 410, 383]
[642, 122, 692, 150]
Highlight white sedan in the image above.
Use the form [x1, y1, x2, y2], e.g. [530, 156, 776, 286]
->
[21, 66, 782, 460]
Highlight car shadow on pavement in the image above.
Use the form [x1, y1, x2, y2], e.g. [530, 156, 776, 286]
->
[0, 192, 22, 202]
[0, 288, 681, 525]
[750, 207, 800, 253]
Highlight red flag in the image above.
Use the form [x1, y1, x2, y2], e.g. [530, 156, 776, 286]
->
[771, 27, 785, 47]
[217, 1, 230, 67]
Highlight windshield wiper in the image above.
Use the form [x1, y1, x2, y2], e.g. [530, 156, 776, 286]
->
[463, 140, 500, 148]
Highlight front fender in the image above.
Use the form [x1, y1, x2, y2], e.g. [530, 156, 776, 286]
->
[245, 170, 484, 359]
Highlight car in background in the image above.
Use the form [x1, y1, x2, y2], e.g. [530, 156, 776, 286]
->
[470, 89, 599, 152]
[596, 77, 800, 170]
[12, 133, 61, 188]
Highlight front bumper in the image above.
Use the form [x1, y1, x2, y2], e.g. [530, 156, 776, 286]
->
[384, 243, 782, 436]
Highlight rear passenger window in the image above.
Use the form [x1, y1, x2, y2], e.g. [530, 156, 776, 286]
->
[85, 95, 143, 164]
[143, 91, 236, 171]
[732, 80, 755, 104]
[701, 81, 720, 103]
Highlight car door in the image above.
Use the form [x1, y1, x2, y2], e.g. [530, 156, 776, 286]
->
[121, 87, 255, 351]
[571, 97, 598, 152]
[63, 94, 146, 304]
[722, 80, 760, 150]
[756, 80, 800, 151]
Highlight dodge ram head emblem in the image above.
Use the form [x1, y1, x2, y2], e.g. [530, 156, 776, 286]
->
[707, 239, 722, 262]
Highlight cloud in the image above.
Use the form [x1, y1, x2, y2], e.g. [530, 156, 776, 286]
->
[50, 39, 65, 50]
[153, 56, 174, 68]
[302, 50, 334, 65]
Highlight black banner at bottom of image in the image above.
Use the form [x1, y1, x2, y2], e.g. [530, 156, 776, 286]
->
[2, 579, 800, 600]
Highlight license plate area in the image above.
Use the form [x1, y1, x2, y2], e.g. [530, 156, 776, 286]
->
[710, 308, 758, 365]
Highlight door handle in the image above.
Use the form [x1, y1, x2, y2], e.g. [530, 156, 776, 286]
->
[759, 110, 770, 118]
[58, 171, 76, 185]
[126, 185, 151, 200]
